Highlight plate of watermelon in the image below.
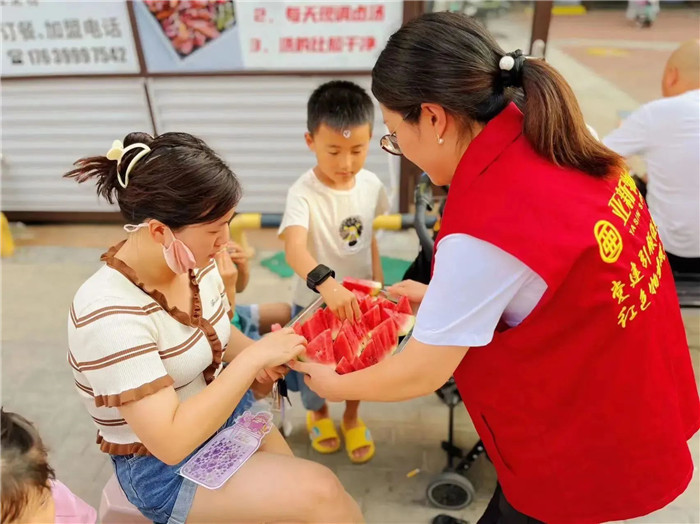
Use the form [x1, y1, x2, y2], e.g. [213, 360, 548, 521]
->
[276, 279, 415, 375]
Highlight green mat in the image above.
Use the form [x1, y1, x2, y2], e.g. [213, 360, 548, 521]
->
[260, 251, 412, 286]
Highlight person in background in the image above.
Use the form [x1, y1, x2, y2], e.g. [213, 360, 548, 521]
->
[280, 80, 390, 464]
[1, 408, 97, 524]
[223, 240, 292, 340]
[604, 39, 700, 275]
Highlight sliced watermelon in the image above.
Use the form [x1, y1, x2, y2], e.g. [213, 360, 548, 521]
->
[372, 318, 398, 353]
[376, 297, 397, 311]
[335, 356, 355, 375]
[386, 310, 415, 337]
[304, 309, 328, 340]
[359, 329, 394, 368]
[351, 289, 369, 302]
[333, 331, 354, 364]
[343, 277, 382, 296]
[352, 321, 371, 351]
[271, 323, 283, 332]
[360, 296, 376, 314]
[396, 295, 413, 315]
[300, 329, 334, 364]
[339, 321, 362, 356]
[323, 308, 342, 340]
[292, 322, 305, 338]
[362, 305, 382, 330]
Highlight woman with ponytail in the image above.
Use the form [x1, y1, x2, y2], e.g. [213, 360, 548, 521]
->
[292, 12, 699, 523]
[65, 132, 362, 524]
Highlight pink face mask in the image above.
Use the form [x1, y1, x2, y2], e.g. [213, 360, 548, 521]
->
[124, 223, 197, 274]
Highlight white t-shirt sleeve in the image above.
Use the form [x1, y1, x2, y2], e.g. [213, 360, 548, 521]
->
[278, 187, 310, 235]
[375, 184, 390, 217]
[413, 234, 546, 348]
[602, 105, 651, 158]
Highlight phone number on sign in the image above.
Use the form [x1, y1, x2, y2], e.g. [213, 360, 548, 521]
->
[25, 46, 127, 66]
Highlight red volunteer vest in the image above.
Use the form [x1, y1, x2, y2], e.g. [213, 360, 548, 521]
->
[435, 104, 699, 523]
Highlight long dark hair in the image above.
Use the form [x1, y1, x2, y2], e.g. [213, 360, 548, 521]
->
[64, 132, 242, 228]
[372, 12, 623, 177]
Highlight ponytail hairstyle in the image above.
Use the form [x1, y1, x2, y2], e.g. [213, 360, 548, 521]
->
[371, 11, 624, 178]
[64, 132, 242, 229]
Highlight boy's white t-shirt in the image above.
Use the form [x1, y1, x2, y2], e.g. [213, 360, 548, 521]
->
[279, 168, 390, 307]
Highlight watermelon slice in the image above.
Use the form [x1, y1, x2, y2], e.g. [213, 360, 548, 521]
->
[300, 329, 334, 364]
[342, 277, 382, 296]
[292, 322, 305, 338]
[323, 308, 342, 340]
[351, 289, 369, 302]
[396, 295, 413, 315]
[372, 318, 398, 353]
[335, 356, 355, 375]
[359, 328, 395, 368]
[376, 297, 397, 311]
[333, 331, 355, 364]
[362, 305, 382, 330]
[352, 321, 371, 351]
[360, 296, 376, 314]
[304, 309, 328, 340]
[386, 310, 415, 337]
[339, 321, 362, 356]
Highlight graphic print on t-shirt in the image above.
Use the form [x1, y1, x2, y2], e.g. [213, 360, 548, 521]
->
[339, 216, 363, 251]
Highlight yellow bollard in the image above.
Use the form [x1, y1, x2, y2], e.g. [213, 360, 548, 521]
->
[373, 214, 403, 231]
[230, 213, 262, 259]
[1, 213, 15, 257]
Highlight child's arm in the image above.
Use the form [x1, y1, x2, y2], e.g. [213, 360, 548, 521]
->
[283, 225, 361, 322]
[215, 250, 239, 311]
[227, 241, 250, 293]
[371, 234, 384, 286]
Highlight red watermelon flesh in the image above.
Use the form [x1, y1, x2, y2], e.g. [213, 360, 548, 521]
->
[372, 318, 398, 353]
[300, 329, 334, 364]
[352, 320, 371, 349]
[323, 308, 342, 340]
[342, 277, 382, 296]
[359, 338, 378, 367]
[386, 310, 415, 337]
[333, 331, 354, 364]
[362, 305, 382, 330]
[351, 289, 368, 302]
[396, 295, 413, 315]
[359, 329, 395, 368]
[339, 321, 362, 356]
[304, 309, 328, 340]
[293, 322, 305, 338]
[335, 356, 355, 375]
[376, 297, 397, 311]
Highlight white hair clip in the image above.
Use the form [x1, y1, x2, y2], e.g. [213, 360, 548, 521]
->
[499, 55, 516, 71]
[342, 129, 352, 139]
[105, 139, 152, 189]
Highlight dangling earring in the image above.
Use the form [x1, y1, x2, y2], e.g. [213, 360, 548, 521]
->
[437, 136, 445, 145]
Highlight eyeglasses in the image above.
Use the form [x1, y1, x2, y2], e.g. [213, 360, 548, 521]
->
[379, 111, 412, 156]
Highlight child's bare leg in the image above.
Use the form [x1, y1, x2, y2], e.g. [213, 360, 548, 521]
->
[343, 401, 372, 461]
[187, 428, 362, 523]
[258, 303, 293, 334]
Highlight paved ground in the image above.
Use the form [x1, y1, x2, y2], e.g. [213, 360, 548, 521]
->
[2, 5, 700, 523]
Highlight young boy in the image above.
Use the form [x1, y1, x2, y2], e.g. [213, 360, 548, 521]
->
[1, 408, 97, 524]
[279, 80, 389, 464]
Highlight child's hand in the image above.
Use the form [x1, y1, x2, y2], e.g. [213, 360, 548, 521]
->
[318, 278, 362, 323]
[226, 241, 250, 273]
[214, 249, 239, 291]
[248, 328, 306, 368]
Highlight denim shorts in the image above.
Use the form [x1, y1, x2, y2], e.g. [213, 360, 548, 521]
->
[232, 304, 261, 340]
[110, 390, 255, 524]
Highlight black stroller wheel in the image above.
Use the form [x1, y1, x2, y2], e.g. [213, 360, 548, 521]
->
[426, 472, 475, 510]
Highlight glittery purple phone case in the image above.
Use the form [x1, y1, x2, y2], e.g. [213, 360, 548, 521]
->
[179, 411, 273, 490]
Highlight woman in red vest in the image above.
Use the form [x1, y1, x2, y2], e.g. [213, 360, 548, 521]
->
[291, 11, 699, 524]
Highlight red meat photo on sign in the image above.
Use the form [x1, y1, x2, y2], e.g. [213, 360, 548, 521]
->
[144, 0, 235, 58]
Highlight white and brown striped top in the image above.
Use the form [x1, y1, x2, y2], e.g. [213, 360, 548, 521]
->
[68, 243, 233, 455]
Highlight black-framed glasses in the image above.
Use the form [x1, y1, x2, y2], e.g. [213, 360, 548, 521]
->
[380, 111, 413, 156]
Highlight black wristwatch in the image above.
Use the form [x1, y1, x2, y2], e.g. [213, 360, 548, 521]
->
[306, 264, 335, 293]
